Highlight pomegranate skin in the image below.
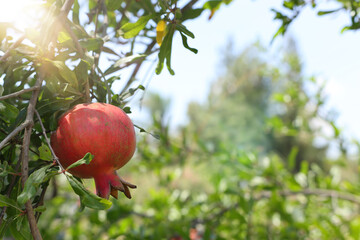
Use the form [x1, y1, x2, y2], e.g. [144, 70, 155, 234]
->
[51, 103, 136, 198]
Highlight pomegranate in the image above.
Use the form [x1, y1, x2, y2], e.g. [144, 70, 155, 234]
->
[50, 103, 136, 199]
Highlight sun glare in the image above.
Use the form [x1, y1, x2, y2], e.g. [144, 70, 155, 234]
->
[0, 0, 45, 32]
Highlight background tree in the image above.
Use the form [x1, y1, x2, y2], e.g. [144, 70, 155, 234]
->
[187, 39, 331, 172]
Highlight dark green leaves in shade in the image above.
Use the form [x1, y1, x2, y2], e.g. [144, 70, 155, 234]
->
[17, 165, 58, 205]
[0, 195, 22, 211]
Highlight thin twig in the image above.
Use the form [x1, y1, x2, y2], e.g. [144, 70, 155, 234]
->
[35, 183, 49, 222]
[61, 21, 84, 56]
[120, 40, 156, 95]
[115, 0, 130, 31]
[96, 66, 112, 103]
[100, 0, 109, 37]
[34, 109, 65, 171]
[21, 74, 43, 240]
[0, 86, 40, 101]
[59, 0, 75, 18]
[0, 34, 26, 62]
[181, 0, 199, 14]
[0, 120, 32, 150]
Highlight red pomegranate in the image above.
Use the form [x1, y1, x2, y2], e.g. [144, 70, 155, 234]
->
[50, 103, 136, 199]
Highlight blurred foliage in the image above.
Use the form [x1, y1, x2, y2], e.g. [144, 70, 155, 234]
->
[32, 41, 360, 239]
[272, 0, 360, 39]
[187, 38, 331, 172]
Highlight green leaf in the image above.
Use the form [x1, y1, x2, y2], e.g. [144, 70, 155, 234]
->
[156, 25, 175, 75]
[66, 175, 112, 210]
[0, 101, 19, 121]
[34, 206, 46, 212]
[0, 194, 23, 211]
[16, 215, 25, 231]
[9, 220, 32, 240]
[57, 31, 71, 43]
[176, 24, 195, 38]
[288, 146, 299, 171]
[182, 8, 204, 21]
[123, 106, 132, 113]
[134, 124, 160, 139]
[330, 121, 340, 137]
[73, 0, 80, 24]
[179, 32, 198, 54]
[47, 60, 78, 89]
[203, 0, 222, 10]
[38, 143, 52, 161]
[118, 14, 153, 39]
[66, 152, 94, 170]
[17, 165, 54, 205]
[10, 218, 32, 240]
[79, 38, 104, 51]
[106, 0, 122, 11]
[317, 9, 341, 16]
[104, 54, 146, 75]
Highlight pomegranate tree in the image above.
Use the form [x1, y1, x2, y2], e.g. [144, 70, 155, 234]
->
[50, 103, 137, 199]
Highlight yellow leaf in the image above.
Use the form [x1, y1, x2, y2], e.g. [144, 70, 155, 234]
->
[156, 20, 167, 46]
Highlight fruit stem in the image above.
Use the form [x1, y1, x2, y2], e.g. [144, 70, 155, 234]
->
[85, 77, 91, 103]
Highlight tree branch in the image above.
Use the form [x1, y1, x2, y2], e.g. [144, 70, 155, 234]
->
[120, 40, 157, 95]
[0, 86, 40, 101]
[0, 34, 26, 62]
[34, 110, 65, 171]
[0, 120, 32, 150]
[21, 74, 43, 240]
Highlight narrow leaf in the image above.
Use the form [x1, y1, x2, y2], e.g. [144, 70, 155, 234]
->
[113, 54, 146, 68]
[38, 143, 52, 161]
[104, 54, 146, 75]
[47, 60, 78, 89]
[66, 175, 112, 210]
[182, 8, 204, 21]
[73, 0, 80, 24]
[66, 152, 94, 170]
[17, 165, 55, 205]
[179, 32, 198, 54]
[79, 38, 104, 51]
[156, 25, 175, 75]
[317, 9, 341, 16]
[119, 14, 153, 39]
[0, 195, 22, 211]
[176, 24, 195, 38]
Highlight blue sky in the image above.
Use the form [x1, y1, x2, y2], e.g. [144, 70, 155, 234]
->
[129, 0, 360, 145]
